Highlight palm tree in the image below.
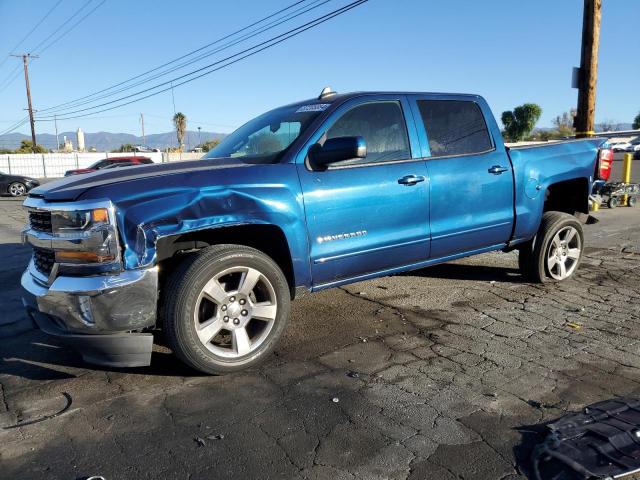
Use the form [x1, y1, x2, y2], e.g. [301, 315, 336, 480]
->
[173, 112, 187, 151]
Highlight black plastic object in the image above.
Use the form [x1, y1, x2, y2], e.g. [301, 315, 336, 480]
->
[533, 398, 640, 480]
[27, 309, 153, 368]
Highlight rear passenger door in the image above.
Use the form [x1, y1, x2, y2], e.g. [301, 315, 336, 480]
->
[410, 96, 514, 258]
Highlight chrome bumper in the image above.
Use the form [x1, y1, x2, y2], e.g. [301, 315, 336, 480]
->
[21, 262, 158, 334]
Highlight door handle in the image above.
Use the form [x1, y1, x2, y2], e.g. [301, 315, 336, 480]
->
[488, 165, 509, 175]
[398, 175, 426, 186]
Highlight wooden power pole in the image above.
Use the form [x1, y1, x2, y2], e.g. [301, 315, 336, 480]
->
[12, 53, 39, 152]
[575, 0, 602, 138]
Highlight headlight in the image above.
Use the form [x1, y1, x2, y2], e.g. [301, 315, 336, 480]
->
[51, 208, 109, 233]
[49, 207, 119, 265]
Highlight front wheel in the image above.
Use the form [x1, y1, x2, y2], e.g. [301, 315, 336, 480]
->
[164, 245, 290, 374]
[520, 212, 584, 283]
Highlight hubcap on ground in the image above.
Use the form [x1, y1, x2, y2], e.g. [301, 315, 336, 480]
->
[546, 226, 581, 280]
[193, 266, 278, 358]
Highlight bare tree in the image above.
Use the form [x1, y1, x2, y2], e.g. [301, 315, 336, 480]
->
[552, 109, 577, 136]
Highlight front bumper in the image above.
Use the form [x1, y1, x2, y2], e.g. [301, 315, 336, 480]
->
[21, 263, 158, 367]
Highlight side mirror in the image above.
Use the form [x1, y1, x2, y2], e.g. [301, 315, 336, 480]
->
[308, 136, 366, 170]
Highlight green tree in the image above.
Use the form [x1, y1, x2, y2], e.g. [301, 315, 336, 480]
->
[633, 112, 640, 130]
[197, 139, 220, 152]
[173, 112, 187, 151]
[111, 143, 136, 152]
[501, 103, 543, 142]
[15, 139, 48, 153]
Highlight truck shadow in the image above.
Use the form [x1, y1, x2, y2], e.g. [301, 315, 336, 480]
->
[402, 262, 526, 283]
[1, 331, 202, 381]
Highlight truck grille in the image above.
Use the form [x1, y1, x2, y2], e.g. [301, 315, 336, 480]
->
[33, 247, 55, 277]
[29, 210, 53, 233]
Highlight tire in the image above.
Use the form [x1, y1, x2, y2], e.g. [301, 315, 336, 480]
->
[628, 197, 637, 207]
[8, 182, 26, 197]
[607, 197, 618, 209]
[163, 244, 290, 375]
[524, 212, 584, 283]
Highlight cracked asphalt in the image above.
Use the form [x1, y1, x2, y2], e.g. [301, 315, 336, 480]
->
[1, 196, 640, 480]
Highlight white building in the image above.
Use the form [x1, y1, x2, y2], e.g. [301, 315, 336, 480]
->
[76, 128, 85, 152]
[62, 136, 73, 153]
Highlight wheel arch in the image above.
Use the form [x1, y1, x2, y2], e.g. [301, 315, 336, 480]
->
[156, 223, 298, 298]
[543, 177, 590, 216]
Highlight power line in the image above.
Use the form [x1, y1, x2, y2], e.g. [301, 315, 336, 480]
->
[0, 65, 21, 91]
[0, 117, 29, 136]
[36, 0, 368, 121]
[0, 0, 63, 71]
[35, 0, 326, 114]
[0, 0, 104, 96]
[38, 0, 106, 54]
[38, 0, 330, 114]
[28, 0, 94, 53]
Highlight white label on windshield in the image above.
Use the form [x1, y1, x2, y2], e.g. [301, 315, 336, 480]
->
[295, 103, 330, 113]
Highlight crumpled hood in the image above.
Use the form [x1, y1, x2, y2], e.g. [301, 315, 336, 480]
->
[29, 157, 248, 201]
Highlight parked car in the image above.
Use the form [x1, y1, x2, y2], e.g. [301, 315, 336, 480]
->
[610, 141, 632, 152]
[0, 172, 40, 197]
[64, 156, 153, 176]
[133, 146, 161, 153]
[630, 140, 640, 152]
[21, 89, 609, 374]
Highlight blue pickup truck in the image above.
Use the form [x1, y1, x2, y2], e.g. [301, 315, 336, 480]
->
[21, 89, 609, 374]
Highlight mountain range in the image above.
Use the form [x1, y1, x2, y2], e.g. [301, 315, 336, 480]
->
[0, 130, 226, 152]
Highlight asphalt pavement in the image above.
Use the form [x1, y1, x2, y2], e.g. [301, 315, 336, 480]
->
[1, 197, 640, 480]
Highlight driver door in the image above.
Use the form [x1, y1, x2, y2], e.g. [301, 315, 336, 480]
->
[296, 96, 431, 287]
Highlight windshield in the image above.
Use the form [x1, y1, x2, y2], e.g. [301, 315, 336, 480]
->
[204, 103, 329, 163]
[88, 159, 110, 169]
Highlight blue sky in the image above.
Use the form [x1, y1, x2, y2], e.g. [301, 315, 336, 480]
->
[0, 0, 638, 137]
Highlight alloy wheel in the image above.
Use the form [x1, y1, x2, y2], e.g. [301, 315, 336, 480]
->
[193, 266, 278, 358]
[546, 226, 581, 280]
[9, 183, 26, 197]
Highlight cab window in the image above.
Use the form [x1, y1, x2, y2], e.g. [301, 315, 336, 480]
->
[417, 100, 492, 157]
[325, 101, 410, 166]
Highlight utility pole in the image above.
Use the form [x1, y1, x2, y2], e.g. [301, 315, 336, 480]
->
[54, 115, 59, 152]
[197, 126, 202, 146]
[575, 0, 602, 138]
[140, 113, 146, 146]
[11, 53, 39, 152]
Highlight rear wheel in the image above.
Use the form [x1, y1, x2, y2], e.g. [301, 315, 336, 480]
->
[164, 245, 290, 374]
[628, 197, 637, 207]
[8, 182, 26, 197]
[519, 212, 584, 283]
[607, 197, 619, 209]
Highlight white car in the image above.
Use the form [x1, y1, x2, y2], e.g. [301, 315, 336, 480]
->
[610, 141, 632, 152]
[631, 142, 640, 152]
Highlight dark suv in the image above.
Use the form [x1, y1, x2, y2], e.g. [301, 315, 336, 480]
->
[64, 156, 153, 176]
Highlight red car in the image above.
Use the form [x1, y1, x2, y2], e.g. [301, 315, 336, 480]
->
[64, 156, 153, 176]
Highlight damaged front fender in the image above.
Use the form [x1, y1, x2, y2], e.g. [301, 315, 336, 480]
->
[78, 162, 311, 288]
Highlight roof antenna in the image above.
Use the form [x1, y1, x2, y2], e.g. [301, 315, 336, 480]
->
[318, 86, 337, 100]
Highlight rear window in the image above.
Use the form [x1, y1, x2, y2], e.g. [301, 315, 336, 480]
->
[417, 100, 492, 157]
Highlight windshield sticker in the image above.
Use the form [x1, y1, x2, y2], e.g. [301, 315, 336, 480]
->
[295, 103, 330, 113]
